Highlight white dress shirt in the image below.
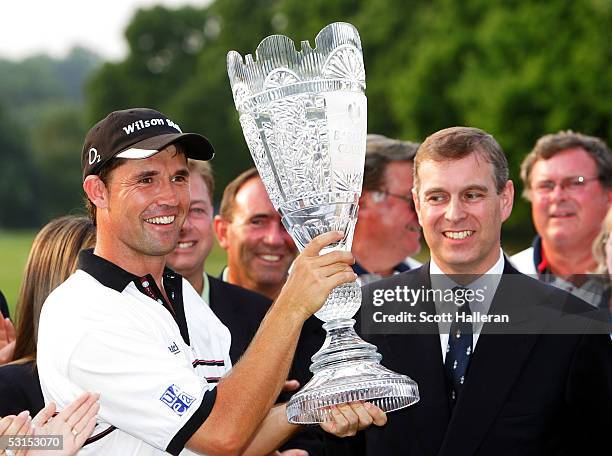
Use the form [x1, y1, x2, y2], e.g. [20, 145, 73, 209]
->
[430, 249, 505, 363]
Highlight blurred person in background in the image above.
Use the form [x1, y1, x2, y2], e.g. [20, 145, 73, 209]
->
[214, 168, 297, 300]
[512, 131, 612, 308]
[353, 134, 422, 285]
[0, 215, 95, 417]
[593, 206, 612, 315]
[166, 160, 271, 365]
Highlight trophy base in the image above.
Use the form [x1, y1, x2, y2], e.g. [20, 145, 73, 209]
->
[286, 318, 419, 424]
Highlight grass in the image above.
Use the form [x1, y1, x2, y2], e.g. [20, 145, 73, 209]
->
[0, 230, 37, 317]
[0, 230, 228, 319]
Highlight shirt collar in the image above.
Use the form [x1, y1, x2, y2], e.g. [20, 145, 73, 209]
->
[430, 248, 504, 313]
[78, 248, 180, 292]
[430, 247, 505, 277]
[221, 266, 229, 283]
[201, 272, 210, 306]
[531, 235, 549, 274]
[78, 249, 139, 292]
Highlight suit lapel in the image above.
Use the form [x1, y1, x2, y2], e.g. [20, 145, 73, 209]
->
[437, 263, 541, 456]
[377, 265, 452, 454]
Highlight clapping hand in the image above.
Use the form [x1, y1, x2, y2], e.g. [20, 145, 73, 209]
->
[0, 393, 99, 456]
[0, 317, 16, 366]
[31, 393, 100, 456]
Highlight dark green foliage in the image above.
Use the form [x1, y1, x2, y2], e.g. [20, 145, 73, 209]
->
[0, 105, 40, 228]
[3, 0, 611, 236]
[0, 49, 100, 226]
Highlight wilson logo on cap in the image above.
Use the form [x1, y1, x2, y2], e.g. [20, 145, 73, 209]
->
[82, 108, 214, 180]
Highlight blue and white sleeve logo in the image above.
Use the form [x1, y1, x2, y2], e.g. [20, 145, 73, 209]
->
[160, 384, 196, 416]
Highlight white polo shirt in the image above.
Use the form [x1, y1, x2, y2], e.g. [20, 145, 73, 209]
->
[37, 250, 231, 455]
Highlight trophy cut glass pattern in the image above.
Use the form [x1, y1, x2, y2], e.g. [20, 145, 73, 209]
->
[228, 22, 418, 423]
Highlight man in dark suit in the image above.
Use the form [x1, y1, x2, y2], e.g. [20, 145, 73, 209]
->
[327, 126, 611, 455]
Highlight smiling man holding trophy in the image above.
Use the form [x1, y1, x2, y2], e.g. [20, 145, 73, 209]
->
[227, 22, 419, 425]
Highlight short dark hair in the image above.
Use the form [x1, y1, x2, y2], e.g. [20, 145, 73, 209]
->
[363, 134, 419, 192]
[219, 167, 260, 221]
[84, 158, 127, 226]
[520, 130, 612, 200]
[414, 126, 509, 193]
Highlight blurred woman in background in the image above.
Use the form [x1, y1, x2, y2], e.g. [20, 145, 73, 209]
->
[0, 215, 95, 416]
[593, 207, 612, 314]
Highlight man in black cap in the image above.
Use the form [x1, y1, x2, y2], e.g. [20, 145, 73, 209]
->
[37, 108, 386, 455]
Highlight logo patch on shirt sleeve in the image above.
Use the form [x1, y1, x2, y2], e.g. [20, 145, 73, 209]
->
[160, 384, 196, 416]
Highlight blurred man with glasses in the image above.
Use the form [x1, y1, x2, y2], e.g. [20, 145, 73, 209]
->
[512, 130, 612, 308]
[352, 134, 422, 285]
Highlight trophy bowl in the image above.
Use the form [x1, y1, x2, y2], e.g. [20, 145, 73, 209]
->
[227, 22, 419, 423]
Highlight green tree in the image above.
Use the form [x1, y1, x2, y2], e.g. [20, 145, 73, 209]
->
[0, 48, 100, 226]
[30, 104, 88, 220]
[84, 0, 612, 242]
[0, 104, 40, 228]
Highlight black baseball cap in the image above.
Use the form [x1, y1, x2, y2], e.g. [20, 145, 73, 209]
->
[82, 108, 215, 179]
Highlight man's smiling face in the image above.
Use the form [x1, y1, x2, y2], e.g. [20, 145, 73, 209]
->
[216, 177, 296, 293]
[167, 171, 214, 278]
[529, 147, 611, 250]
[414, 151, 513, 275]
[103, 145, 190, 260]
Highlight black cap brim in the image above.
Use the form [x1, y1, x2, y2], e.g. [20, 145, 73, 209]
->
[115, 132, 215, 161]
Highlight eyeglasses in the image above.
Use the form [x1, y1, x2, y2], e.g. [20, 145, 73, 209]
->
[373, 190, 416, 210]
[532, 176, 600, 195]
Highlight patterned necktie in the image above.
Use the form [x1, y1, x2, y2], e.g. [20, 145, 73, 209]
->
[444, 287, 473, 405]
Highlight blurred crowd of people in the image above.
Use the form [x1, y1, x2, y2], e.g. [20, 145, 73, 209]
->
[0, 107, 610, 455]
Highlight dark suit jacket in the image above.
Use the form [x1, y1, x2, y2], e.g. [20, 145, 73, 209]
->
[208, 275, 272, 365]
[208, 275, 327, 454]
[326, 261, 612, 456]
[0, 361, 44, 416]
[208, 275, 326, 388]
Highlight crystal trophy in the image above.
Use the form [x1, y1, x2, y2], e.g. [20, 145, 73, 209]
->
[227, 22, 419, 423]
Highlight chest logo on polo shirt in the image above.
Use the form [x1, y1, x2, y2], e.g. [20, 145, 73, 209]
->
[160, 384, 195, 416]
[168, 341, 180, 355]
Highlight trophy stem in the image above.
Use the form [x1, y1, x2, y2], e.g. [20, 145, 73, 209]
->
[286, 318, 419, 424]
[311, 318, 381, 371]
